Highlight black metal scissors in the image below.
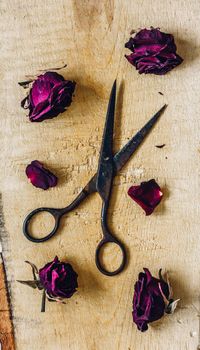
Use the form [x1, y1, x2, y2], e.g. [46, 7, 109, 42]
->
[23, 80, 167, 276]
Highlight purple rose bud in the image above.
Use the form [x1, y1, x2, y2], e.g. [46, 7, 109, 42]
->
[17, 258, 78, 312]
[21, 71, 76, 122]
[125, 28, 183, 75]
[26, 160, 57, 190]
[128, 179, 163, 215]
[39, 256, 78, 300]
[133, 268, 179, 332]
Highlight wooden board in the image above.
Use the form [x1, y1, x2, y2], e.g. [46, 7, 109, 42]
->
[0, 254, 15, 350]
[0, 0, 200, 349]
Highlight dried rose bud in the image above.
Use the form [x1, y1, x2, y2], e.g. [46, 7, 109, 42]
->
[133, 268, 179, 332]
[17, 257, 78, 312]
[128, 179, 163, 215]
[125, 28, 183, 75]
[26, 160, 57, 190]
[39, 256, 78, 300]
[21, 71, 76, 122]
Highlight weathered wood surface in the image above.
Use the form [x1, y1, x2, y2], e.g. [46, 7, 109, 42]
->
[0, 256, 15, 350]
[0, 0, 200, 349]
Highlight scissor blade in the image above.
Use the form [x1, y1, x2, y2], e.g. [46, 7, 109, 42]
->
[96, 80, 116, 200]
[84, 104, 167, 195]
[98, 80, 116, 161]
[113, 104, 167, 172]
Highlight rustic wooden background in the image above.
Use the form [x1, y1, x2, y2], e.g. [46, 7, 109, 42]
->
[0, 0, 200, 349]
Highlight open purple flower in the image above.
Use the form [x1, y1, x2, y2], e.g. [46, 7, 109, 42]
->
[125, 28, 183, 75]
[21, 71, 76, 122]
[133, 268, 179, 332]
[26, 160, 57, 190]
[128, 179, 163, 215]
[39, 256, 78, 300]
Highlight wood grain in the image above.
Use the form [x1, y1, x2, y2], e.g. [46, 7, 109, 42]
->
[0, 0, 200, 349]
[0, 257, 15, 350]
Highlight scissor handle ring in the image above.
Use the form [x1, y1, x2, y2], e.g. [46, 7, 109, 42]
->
[23, 207, 61, 243]
[95, 236, 126, 276]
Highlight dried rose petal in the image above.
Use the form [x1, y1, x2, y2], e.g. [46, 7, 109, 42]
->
[133, 268, 175, 332]
[39, 256, 78, 300]
[21, 71, 76, 122]
[125, 28, 183, 75]
[128, 179, 163, 215]
[26, 160, 57, 190]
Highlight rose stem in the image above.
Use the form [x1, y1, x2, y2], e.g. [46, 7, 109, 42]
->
[41, 290, 46, 313]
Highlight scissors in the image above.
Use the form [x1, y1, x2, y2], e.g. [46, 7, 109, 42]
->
[23, 80, 167, 276]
